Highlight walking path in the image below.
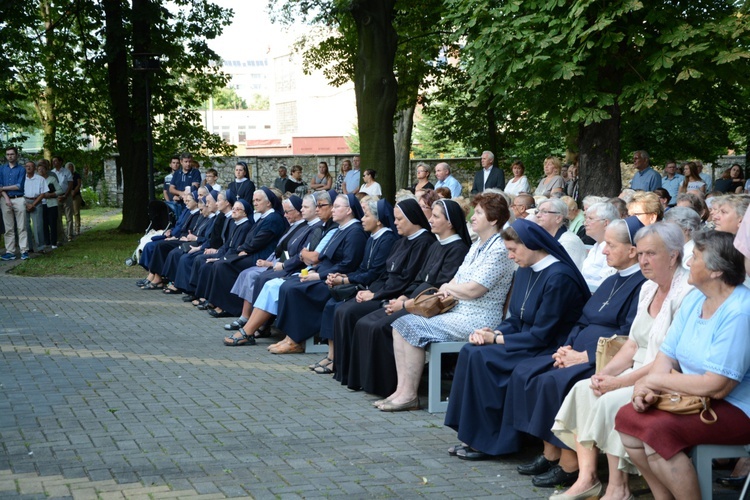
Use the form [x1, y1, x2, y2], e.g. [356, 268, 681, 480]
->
[0, 275, 741, 498]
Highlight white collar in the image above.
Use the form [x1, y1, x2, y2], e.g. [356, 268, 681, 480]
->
[307, 217, 321, 226]
[531, 254, 559, 272]
[338, 218, 360, 231]
[208, 212, 216, 219]
[289, 219, 305, 228]
[224, 211, 233, 218]
[371, 227, 391, 240]
[618, 262, 641, 277]
[258, 210, 272, 219]
[189, 208, 200, 214]
[484, 165, 494, 172]
[235, 178, 247, 183]
[234, 217, 249, 226]
[408, 228, 428, 240]
[438, 234, 462, 245]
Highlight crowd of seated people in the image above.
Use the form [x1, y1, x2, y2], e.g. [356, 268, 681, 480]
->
[130, 151, 750, 499]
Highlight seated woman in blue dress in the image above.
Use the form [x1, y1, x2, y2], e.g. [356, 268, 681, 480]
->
[616, 230, 750, 500]
[375, 192, 516, 411]
[223, 194, 367, 350]
[443, 218, 590, 457]
[335, 198, 472, 392]
[310, 198, 433, 374]
[308, 198, 399, 372]
[506, 217, 646, 489]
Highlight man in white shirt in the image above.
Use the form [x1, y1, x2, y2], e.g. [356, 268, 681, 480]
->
[24, 160, 49, 253]
[580, 202, 620, 290]
[434, 162, 462, 198]
[471, 150, 505, 194]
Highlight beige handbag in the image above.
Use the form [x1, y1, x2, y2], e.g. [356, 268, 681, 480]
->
[595, 334, 629, 374]
[405, 287, 457, 318]
[653, 393, 717, 424]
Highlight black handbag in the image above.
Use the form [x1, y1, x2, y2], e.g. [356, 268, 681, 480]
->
[328, 283, 364, 301]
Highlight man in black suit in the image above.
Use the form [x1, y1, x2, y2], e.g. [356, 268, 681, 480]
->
[470, 150, 505, 194]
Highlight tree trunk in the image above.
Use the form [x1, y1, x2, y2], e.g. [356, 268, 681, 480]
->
[351, 0, 398, 201]
[578, 102, 621, 199]
[40, 0, 56, 158]
[486, 106, 499, 158]
[394, 105, 415, 191]
[103, 0, 149, 232]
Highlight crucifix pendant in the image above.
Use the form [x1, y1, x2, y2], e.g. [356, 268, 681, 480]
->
[520, 306, 525, 317]
[599, 300, 609, 312]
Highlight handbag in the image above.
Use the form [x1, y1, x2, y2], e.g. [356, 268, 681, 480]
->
[328, 283, 364, 302]
[595, 334, 628, 374]
[653, 393, 717, 424]
[405, 287, 457, 318]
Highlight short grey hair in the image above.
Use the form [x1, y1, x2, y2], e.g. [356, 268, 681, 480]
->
[693, 230, 746, 286]
[540, 197, 568, 220]
[710, 194, 750, 220]
[635, 150, 650, 163]
[364, 198, 379, 221]
[587, 202, 620, 222]
[582, 195, 608, 209]
[482, 150, 495, 162]
[314, 190, 332, 204]
[634, 221, 685, 265]
[664, 207, 702, 239]
[619, 188, 636, 204]
[416, 161, 430, 172]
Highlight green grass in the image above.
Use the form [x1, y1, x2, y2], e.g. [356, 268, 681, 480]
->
[10, 212, 146, 278]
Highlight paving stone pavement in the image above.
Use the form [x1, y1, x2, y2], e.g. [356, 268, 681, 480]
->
[0, 276, 741, 499]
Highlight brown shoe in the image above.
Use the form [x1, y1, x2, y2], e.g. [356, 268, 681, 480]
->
[268, 337, 291, 352]
[271, 340, 304, 354]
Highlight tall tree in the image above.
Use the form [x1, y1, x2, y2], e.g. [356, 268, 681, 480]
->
[444, 0, 750, 197]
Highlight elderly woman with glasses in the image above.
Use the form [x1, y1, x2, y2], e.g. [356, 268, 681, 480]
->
[616, 230, 750, 500]
[627, 191, 663, 226]
[535, 198, 586, 269]
[580, 202, 621, 290]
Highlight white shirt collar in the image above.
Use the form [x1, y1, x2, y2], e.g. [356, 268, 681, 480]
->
[235, 178, 247, 183]
[338, 218, 360, 231]
[407, 228, 428, 240]
[618, 262, 641, 277]
[371, 227, 391, 240]
[307, 217, 321, 226]
[438, 233, 462, 245]
[531, 254, 559, 272]
[235, 217, 249, 226]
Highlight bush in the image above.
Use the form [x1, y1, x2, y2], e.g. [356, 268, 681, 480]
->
[81, 186, 99, 208]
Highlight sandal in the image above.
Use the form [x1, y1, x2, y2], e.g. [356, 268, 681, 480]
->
[313, 364, 334, 375]
[163, 286, 182, 295]
[141, 282, 164, 290]
[448, 443, 468, 456]
[224, 319, 247, 331]
[308, 357, 332, 371]
[223, 328, 256, 346]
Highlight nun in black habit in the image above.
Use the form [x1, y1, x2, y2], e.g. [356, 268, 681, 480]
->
[505, 217, 645, 488]
[443, 218, 590, 460]
[204, 188, 288, 316]
[313, 200, 434, 374]
[268, 194, 368, 354]
[339, 198, 472, 392]
[226, 161, 255, 201]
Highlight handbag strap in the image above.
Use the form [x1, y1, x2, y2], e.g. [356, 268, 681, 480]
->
[414, 287, 438, 301]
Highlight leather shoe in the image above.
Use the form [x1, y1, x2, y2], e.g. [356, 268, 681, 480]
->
[517, 454, 559, 475]
[716, 475, 748, 487]
[378, 397, 420, 412]
[208, 309, 231, 318]
[532, 465, 579, 488]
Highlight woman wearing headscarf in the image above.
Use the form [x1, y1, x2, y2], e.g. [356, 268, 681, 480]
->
[506, 217, 646, 489]
[208, 195, 308, 318]
[203, 187, 288, 316]
[336, 198, 472, 393]
[443, 218, 590, 457]
[223, 194, 366, 349]
[374, 192, 516, 411]
[269, 194, 369, 353]
[309, 198, 401, 373]
[226, 161, 255, 201]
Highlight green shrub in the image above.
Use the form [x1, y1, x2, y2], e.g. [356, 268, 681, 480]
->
[81, 186, 99, 208]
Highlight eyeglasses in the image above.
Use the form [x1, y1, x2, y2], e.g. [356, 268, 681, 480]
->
[584, 217, 604, 222]
[537, 209, 561, 216]
[316, 203, 330, 208]
[232, 207, 245, 212]
[283, 209, 296, 214]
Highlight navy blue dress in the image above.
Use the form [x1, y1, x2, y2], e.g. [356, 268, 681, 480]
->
[205, 211, 287, 309]
[161, 214, 215, 281]
[275, 221, 368, 343]
[507, 269, 645, 448]
[343, 238, 470, 393]
[444, 261, 589, 456]
[317, 228, 404, 341]
[173, 213, 230, 292]
[192, 219, 254, 299]
[147, 210, 203, 276]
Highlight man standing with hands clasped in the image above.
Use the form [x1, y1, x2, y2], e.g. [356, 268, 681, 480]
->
[471, 150, 505, 194]
[0, 147, 29, 260]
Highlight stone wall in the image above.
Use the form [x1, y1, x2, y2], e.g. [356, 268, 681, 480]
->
[100, 154, 748, 207]
[100, 155, 483, 206]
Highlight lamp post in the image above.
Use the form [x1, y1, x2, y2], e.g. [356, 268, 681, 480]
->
[133, 53, 161, 202]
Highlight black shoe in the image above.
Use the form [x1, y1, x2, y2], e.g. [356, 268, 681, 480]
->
[517, 454, 559, 476]
[208, 309, 231, 318]
[716, 475, 748, 487]
[456, 447, 492, 461]
[182, 295, 196, 302]
[532, 465, 579, 488]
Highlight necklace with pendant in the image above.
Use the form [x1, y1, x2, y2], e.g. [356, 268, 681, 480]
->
[599, 273, 635, 312]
